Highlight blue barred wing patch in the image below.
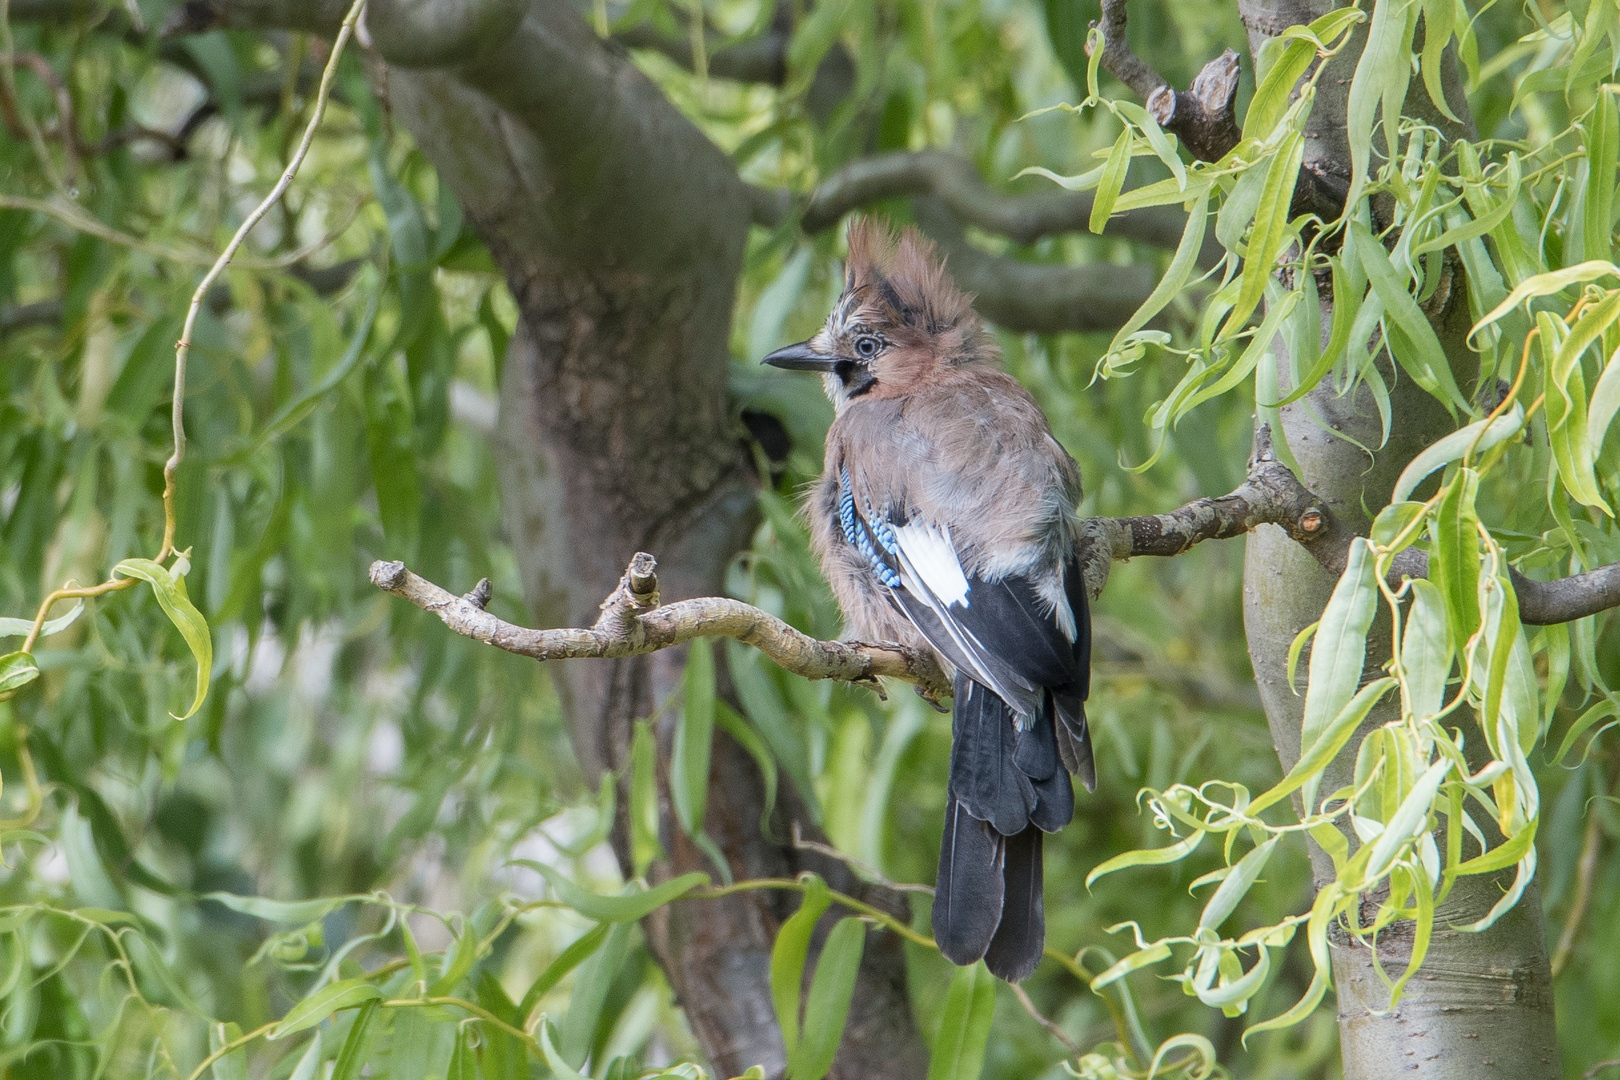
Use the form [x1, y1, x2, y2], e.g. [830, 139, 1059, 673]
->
[838, 468, 902, 588]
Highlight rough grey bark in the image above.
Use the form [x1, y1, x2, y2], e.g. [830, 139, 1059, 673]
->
[1230, 2, 1560, 1076]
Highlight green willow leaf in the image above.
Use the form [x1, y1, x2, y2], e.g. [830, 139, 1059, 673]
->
[1584, 87, 1618, 265]
[1089, 129, 1133, 234]
[112, 558, 212, 718]
[672, 637, 716, 836]
[1474, 261, 1620, 336]
[772, 874, 832, 1056]
[0, 600, 83, 640]
[1198, 837, 1280, 932]
[1401, 579, 1452, 721]
[330, 999, 380, 1080]
[926, 963, 995, 1080]
[0, 652, 39, 695]
[1344, 0, 1418, 214]
[630, 719, 663, 877]
[510, 861, 709, 922]
[1541, 311, 1612, 513]
[715, 701, 779, 840]
[1365, 758, 1451, 878]
[269, 979, 381, 1039]
[1086, 829, 1206, 888]
[286, 1031, 324, 1080]
[1418, 0, 1459, 121]
[210, 1022, 247, 1080]
[1432, 467, 1482, 652]
[1411, 154, 1521, 257]
[1351, 221, 1468, 415]
[1090, 941, 1173, 990]
[560, 918, 633, 1067]
[203, 892, 348, 925]
[1105, 187, 1211, 359]
[1244, 37, 1315, 142]
[1250, 678, 1396, 817]
[789, 917, 867, 1080]
[519, 922, 611, 1024]
[1299, 539, 1379, 809]
[1226, 131, 1303, 335]
[1391, 404, 1525, 502]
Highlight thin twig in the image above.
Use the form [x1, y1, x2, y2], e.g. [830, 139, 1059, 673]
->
[163, 0, 366, 561]
[1550, 808, 1603, 978]
[790, 822, 935, 895]
[1012, 981, 1081, 1055]
[1587, 1061, 1620, 1080]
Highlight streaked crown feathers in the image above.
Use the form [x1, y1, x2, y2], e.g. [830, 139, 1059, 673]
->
[834, 219, 993, 364]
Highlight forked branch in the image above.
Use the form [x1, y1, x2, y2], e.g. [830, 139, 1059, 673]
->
[373, 432, 1620, 688]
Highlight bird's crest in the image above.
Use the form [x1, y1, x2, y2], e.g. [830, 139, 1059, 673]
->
[840, 218, 974, 336]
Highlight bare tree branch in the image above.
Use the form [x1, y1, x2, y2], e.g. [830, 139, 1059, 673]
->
[372, 424, 1620, 697]
[369, 554, 953, 700]
[911, 197, 1163, 334]
[779, 149, 1216, 259]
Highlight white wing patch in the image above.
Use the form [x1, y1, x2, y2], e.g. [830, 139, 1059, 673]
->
[891, 521, 971, 607]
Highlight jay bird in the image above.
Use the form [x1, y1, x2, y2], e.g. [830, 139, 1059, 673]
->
[761, 219, 1092, 982]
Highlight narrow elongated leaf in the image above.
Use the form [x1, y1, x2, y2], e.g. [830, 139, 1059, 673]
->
[203, 892, 347, 925]
[1090, 942, 1173, 990]
[1086, 830, 1206, 888]
[330, 999, 379, 1080]
[715, 702, 779, 839]
[1418, 0, 1459, 121]
[1391, 404, 1524, 502]
[210, 1023, 247, 1080]
[789, 917, 866, 1080]
[772, 875, 832, 1055]
[1253, 679, 1397, 818]
[519, 922, 611, 1023]
[269, 979, 382, 1039]
[1366, 758, 1452, 878]
[511, 861, 708, 922]
[1432, 468, 1482, 651]
[1351, 222, 1467, 414]
[671, 638, 716, 835]
[1300, 539, 1379, 809]
[1584, 88, 1618, 265]
[926, 963, 996, 1080]
[286, 1032, 324, 1080]
[0, 600, 83, 640]
[1199, 838, 1280, 931]
[1412, 155, 1521, 257]
[113, 558, 212, 718]
[560, 918, 633, 1067]
[1089, 129, 1133, 234]
[538, 1019, 592, 1080]
[1542, 311, 1612, 512]
[1105, 188, 1210, 359]
[1226, 131, 1303, 335]
[1474, 261, 1620, 335]
[1244, 38, 1315, 142]
[1344, 0, 1418, 214]
[1588, 344, 1620, 455]
[1401, 579, 1452, 721]
[630, 719, 663, 877]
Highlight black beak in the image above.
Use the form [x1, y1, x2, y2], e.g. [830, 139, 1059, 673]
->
[761, 340, 840, 372]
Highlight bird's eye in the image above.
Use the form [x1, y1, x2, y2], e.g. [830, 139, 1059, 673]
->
[854, 335, 881, 358]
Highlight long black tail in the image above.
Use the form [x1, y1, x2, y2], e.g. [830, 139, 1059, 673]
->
[933, 674, 1074, 981]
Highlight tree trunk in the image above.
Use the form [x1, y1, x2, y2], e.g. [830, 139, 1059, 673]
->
[1237, 3, 1561, 1074]
[358, 7, 926, 1077]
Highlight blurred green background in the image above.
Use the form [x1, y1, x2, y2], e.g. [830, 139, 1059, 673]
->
[0, 0, 1614, 1076]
